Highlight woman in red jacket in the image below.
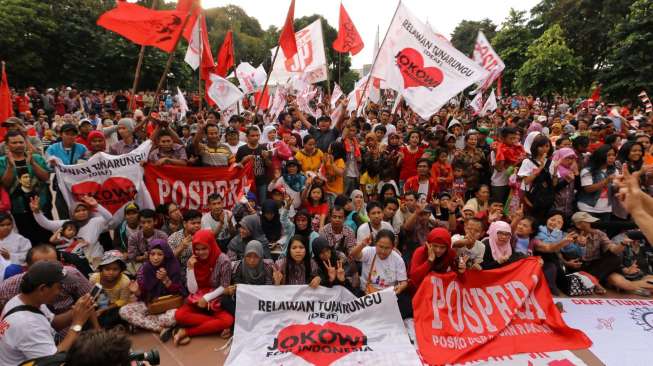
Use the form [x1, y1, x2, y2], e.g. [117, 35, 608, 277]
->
[409, 228, 466, 291]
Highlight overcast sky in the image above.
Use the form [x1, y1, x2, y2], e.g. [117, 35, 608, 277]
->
[182, 0, 540, 68]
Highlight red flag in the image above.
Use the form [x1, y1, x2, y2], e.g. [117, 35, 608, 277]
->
[177, 0, 201, 40]
[254, 86, 270, 110]
[97, 2, 187, 53]
[496, 73, 502, 98]
[278, 0, 298, 59]
[199, 16, 215, 82]
[215, 30, 235, 77]
[0, 62, 13, 126]
[332, 3, 364, 55]
[590, 84, 601, 102]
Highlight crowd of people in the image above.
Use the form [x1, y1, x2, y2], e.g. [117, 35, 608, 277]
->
[1, 84, 653, 364]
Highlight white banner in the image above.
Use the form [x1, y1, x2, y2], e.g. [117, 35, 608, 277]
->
[480, 88, 497, 116]
[225, 286, 420, 366]
[235, 62, 267, 94]
[372, 3, 488, 119]
[557, 298, 653, 366]
[471, 31, 505, 94]
[207, 73, 244, 110]
[470, 92, 483, 115]
[451, 351, 587, 366]
[270, 19, 328, 86]
[184, 17, 201, 70]
[54, 140, 154, 222]
[330, 83, 343, 109]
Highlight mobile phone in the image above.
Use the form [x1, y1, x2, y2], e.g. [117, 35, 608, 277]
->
[90, 283, 103, 301]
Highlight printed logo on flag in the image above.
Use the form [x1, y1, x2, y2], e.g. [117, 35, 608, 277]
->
[148, 14, 183, 43]
[71, 177, 137, 214]
[285, 28, 314, 73]
[395, 48, 443, 89]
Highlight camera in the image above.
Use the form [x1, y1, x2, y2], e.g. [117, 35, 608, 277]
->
[129, 349, 160, 366]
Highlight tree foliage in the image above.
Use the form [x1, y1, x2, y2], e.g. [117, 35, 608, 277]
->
[598, 0, 653, 101]
[514, 24, 582, 97]
[450, 19, 497, 56]
[491, 9, 533, 94]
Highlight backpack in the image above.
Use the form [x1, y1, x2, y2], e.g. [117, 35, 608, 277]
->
[525, 158, 554, 211]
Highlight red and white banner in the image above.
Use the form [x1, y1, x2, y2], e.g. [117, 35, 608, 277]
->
[207, 73, 244, 110]
[480, 89, 498, 117]
[413, 258, 592, 365]
[236, 62, 267, 94]
[270, 19, 328, 85]
[471, 31, 505, 94]
[54, 140, 154, 219]
[372, 3, 488, 119]
[225, 285, 420, 365]
[470, 92, 483, 115]
[144, 163, 253, 212]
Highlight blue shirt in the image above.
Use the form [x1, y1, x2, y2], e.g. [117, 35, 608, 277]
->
[45, 142, 88, 165]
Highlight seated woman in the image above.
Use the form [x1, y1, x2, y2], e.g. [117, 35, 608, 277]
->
[261, 199, 291, 257]
[0, 212, 30, 266]
[311, 236, 352, 290]
[285, 209, 318, 254]
[232, 241, 274, 286]
[409, 228, 465, 290]
[609, 230, 653, 296]
[227, 214, 270, 261]
[119, 240, 184, 334]
[174, 230, 233, 346]
[274, 235, 319, 285]
[31, 195, 111, 269]
[534, 211, 578, 295]
[481, 221, 527, 270]
[350, 229, 411, 319]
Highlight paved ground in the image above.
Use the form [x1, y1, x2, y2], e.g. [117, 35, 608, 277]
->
[130, 290, 645, 366]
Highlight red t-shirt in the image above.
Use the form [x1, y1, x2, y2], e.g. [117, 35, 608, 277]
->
[399, 145, 425, 181]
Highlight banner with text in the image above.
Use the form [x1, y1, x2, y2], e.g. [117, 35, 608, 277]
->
[54, 140, 154, 221]
[557, 297, 653, 366]
[143, 162, 252, 212]
[225, 285, 420, 366]
[413, 258, 592, 365]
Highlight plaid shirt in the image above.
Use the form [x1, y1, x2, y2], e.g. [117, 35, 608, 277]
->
[582, 229, 614, 262]
[127, 229, 168, 261]
[319, 224, 356, 255]
[0, 266, 92, 314]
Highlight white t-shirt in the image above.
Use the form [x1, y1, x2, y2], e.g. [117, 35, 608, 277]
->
[0, 296, 57, 366]
[578, 167, 611, 213]
[0, 232, 31, 265]
[359, 246, 407, 290]
[356, 221, 395, 243]
[517, 158, 539, 191]
[201, 210, 236, 241]
[451, 234, 486, 267]
[490, 151, 509, 187]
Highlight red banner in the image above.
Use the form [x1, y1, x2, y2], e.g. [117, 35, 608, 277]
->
[413, 257, 591, 365]
[144, 163, 252, 212]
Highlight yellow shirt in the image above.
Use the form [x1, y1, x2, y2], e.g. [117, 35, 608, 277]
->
[90, 272, 132, 307]
[295, 149, 324, 173]
[325, 159, 346, 195]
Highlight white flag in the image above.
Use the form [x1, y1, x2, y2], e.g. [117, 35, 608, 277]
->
[207, 73, 244, 110]
[269, 20, 328, 85]
[176, 87, 188, 117]
[269, 87, 286, 122]
[184, 17, 201, 70]
[471, 31, 505, 94]
[480, 88, 497, 116]
[235, 62, 267, 94]
[347, 74, 370, 113]
[330, 83, 343, 109]
[372, 3, 488, 119]
[391, 94, 402, 114]
[470, 92, 483, 115]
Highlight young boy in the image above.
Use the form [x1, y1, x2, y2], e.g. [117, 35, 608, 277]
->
[113, 202, 140, 254]
[127, 209, 168, 269]
[201, 193, 236, 250]
[451, 218, 485, 270]
[90, 250, 131, 329]
[451, 162, 467, 202]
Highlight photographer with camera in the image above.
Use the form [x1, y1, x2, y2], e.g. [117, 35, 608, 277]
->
[64, 329, 158, 366]
[0, 261, 95, 365]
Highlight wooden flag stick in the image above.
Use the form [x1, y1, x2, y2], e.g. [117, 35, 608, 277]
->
[128, 0, 158, 112]
[198, 13, 203, 113]
[254, 44, 281, 118]
[152, 5, 196, 112]
[355, 0, 401, 114]
[320, 19, 331, 97]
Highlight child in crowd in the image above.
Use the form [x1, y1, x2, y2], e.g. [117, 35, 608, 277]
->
[127, 209, 168, 271]
[451, 162, 467, 202]
[90, 250, 131, 329]
[50, 220, 93, 277]
[451, 218, 485, 270]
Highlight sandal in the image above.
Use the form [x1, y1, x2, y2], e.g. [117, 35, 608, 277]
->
[159, 326, 175, 342]
[220, 328, 232, 339]
[594, 285, 607, 295]
[173, 328, 191, 346]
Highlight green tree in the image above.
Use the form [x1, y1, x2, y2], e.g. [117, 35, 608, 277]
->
[450, 19, 497, 56]
[515, 24, 582, 97]
[491, 9, 533, 94]
[599, 0, 653, 101]
[528, 0, 635, 88]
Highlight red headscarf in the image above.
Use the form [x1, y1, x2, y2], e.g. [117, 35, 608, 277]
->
[426, 228, 456, 273]
[192, 229, 222, 289]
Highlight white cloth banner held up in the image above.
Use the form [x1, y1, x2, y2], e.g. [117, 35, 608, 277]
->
[270, 20, 328, 86]
[372, 3, 488, 119]
[235, 62, 267, 94]
[207, 73, 244, 110]
[471, 30, 505, 94]
[184, 17, 201, 70]
[330, 83, 343, 109]
[480, 88, 497, 116]
[225, 286, 420, 366]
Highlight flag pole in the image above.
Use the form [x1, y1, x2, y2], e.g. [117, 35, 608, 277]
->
[232, 30, 241, 116]
[152, 5, 196, 113]
[254, 45, 280, 119]
[355, 0, 401, 114]
[320, 19, 331, 97]
[128, 0, 158, 112]
[198, 13, 203, 113]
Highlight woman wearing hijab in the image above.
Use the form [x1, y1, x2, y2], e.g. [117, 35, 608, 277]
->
[285, 209, 318, 255]
[227, 214, 270, 260]
[173, 230, 233, 346]
[119, 239, 184, 334]
[261, 199, 289, 256]
[551, 147, 579, 219]
[481, 221, 527, 269]
[232, 241, 274, 285]
[409, 228, 464, 290]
